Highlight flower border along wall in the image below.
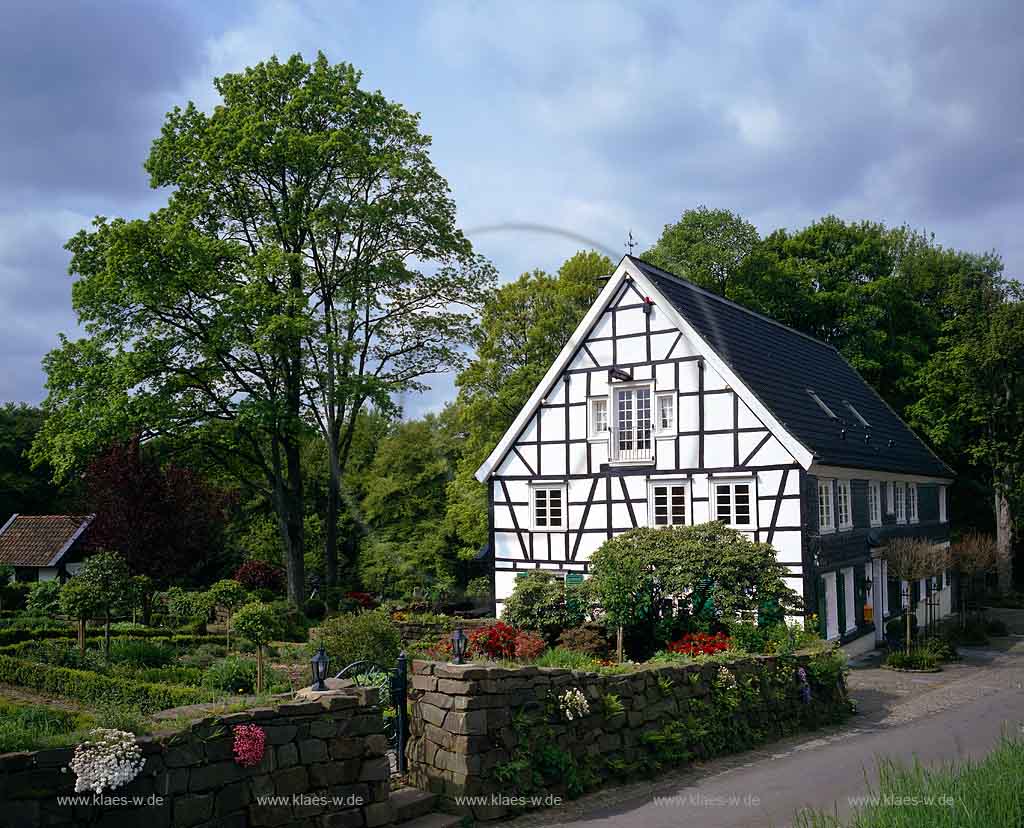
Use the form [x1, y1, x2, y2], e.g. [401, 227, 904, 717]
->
[407, 649, 850, 821]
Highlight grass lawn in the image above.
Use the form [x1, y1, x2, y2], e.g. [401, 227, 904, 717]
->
[795, 737, 1024, 827]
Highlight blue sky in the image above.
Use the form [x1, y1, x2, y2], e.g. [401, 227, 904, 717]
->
[2, 0, 1022, 415]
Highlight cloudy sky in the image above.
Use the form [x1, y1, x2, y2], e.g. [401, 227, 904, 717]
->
[2, 0, 1022, 415]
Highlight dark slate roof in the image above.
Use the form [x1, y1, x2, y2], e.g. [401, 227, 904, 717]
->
[629, 257, 953, 478]
[0, 514, 94, 567]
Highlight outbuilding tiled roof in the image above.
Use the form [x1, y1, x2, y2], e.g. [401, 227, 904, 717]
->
[630, 256, 953, 479]
[0, 514, 95, 568]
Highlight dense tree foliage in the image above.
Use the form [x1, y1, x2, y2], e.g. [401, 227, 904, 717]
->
[80, 441, 231, 585]
[0, 404, 67, 516]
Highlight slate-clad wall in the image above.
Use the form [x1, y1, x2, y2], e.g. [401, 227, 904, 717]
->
[407, 657, 849, 821]
[0, 688, 393, 828]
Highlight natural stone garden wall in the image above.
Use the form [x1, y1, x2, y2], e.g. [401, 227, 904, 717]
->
[407, 653, 849, 820]
[1, 687, 394, 828]
[395, 618, 493, 646]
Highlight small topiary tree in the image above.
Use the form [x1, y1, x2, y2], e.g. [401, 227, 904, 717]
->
[883, 537, 948, 647]
[589, 522, 801, 661]
[163, 586, 214, 631]
[75, 550, 132, 658]
[208, 579, 250, 651]
[501, 571, 588, 644]
[59, 578, 101, 655]
[317, 609, 401, 669]
[231, 603, 282, 694]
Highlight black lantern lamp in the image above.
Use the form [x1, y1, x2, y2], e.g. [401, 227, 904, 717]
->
[451, 627, 468, 665]
[311, 643, 330, 691]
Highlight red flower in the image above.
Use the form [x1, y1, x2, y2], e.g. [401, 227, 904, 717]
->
[232, 724, 266, 768]
[344, 591, 378, 609]
[667, 632, 732, 656]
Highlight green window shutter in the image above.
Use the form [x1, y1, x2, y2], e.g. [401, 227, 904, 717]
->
[888, 578, 901, 618]
[854, 567, 867, 628]
[758, 597, 783, 627]
[565, 573, 584, 586]
[817, 576, 828, 637]
[836, 572, 847, 636]
[911, 579, 920, 607]
[516, 572, 528, 580]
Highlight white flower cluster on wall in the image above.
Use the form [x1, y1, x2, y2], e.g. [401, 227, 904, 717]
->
[558, 687, 590, 721]
[69, 728, 145, 794]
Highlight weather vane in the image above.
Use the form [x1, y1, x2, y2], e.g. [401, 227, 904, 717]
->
[625, 230, 636, 254]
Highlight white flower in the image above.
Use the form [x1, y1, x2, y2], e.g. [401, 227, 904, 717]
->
[70, 729, 145, 794]
[558, 688, 590, 721]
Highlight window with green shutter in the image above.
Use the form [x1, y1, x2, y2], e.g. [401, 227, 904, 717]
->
[817, 576, 828, 637]
[836, 571, 846, 636]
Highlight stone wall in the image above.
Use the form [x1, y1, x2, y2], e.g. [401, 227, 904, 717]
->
[407, 653, 849, 820]
[1, 687, 394, 828]
[395, 618, 493, 646]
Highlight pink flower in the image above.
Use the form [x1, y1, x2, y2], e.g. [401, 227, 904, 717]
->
[232, 724, 266, 767]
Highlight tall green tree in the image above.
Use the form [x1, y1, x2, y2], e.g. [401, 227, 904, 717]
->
[0, 404, 66, 516]
[32, 53, 490, 606]
[446, 250, 611, 556]
[911, 271, 1024, 591]
[644, 205, 760, 296]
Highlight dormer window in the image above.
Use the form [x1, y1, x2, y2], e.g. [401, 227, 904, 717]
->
[807, 389, 836, 419]
[844, 401, 871, 428]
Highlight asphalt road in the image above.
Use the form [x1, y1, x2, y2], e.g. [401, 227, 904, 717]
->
[504, 642, 1024, 828]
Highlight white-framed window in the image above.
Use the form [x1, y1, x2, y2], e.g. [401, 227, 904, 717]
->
[714, 478, 753, 528]
[939, 485, 948, 523]
[894, 483, 906, 524]
[837, 479, 852, 530]
[531, 483, 566, 531]
[818, 479, 835, 533]
[908, 483, 919, 524]
[868, 480, 882, 527]
[648, 479, 687, 527]
[885, 481, 895, 515]
[612, 384, 653, 462]
[844, 401, 871, 428]
[807, 389, 837, 419]
[655, 392, 675, 434]
[588, 397, 609, 439]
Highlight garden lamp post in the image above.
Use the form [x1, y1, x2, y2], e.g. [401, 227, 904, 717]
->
[451, 627, 468, 665]
[311, 643, 330, 691]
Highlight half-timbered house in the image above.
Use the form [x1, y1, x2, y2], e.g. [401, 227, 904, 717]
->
[475, 255, 954, 653]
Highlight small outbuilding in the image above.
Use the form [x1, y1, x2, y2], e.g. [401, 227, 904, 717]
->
[0, 513, 95, 582]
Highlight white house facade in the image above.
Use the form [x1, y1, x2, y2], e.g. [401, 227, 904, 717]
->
[475, 256, 954, 652]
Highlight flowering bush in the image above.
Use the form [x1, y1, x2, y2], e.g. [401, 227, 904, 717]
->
[232, 724, 266, 767]
[513, 630, 546, 661]
[344, 591, 378, 610]
[667, 631, 732, 656]
[469, 622, 519, 659]
[558, 687, 590, 721]
[233, 561, 285, 594]
[796, 666, 812, 704]
[69, 728, 145, 794]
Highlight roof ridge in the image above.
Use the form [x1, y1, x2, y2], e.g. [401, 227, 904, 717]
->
[626, 255, 839, 352]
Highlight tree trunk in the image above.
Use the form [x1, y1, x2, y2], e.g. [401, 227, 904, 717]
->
[616, 626, 624, 663]
[325, 459, 340, 607]
[78, 618, 86, 657]
[995, 486, 1013, 594]
[104, 611, 111, 660]
[256, 646, 264, 695]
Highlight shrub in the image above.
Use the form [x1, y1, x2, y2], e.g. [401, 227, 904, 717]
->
[727, 621, 769, 654]
[0, 700, 86, 752]
[766, 621, 821, 654]
[303, 598, 327, 621]
[557, 625, 611, 658]
[317, 609, 401, 668]
[667, 632, 732, 656]
[233, 560, 286, 594]
[885, 649, 940, 671]
[108, 639, 176, 668]
[345, 591, 378, 610]
[469, 621, 519, 659]
[501, 572, 587, 643]
[513, 630, 546, 661]
[91, 699, 144, 732]
[203, 657, 258, 694]
[267, 600, 310, 641]
[885, 615, 918, 642]
[26, 580, 62, 615]
[177, 642, 226, 669]
[532, 647, 601, 670]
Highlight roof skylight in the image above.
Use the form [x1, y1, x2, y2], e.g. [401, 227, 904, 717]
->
[844, 401, 871, 428]
[806, 389, 836, 419]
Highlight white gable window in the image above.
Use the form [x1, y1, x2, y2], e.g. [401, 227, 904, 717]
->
[868, 480, 882, 527]
[837, 479, 852, 530]
[818, 479, 835, 533]
[886, 481, 895, 514]
[908, 483, 919, 524]
[894, 483, 906, 524]
[939, 486, 948, 523]
[655, 392, 675, 434]
[588, 397, 609, 439]
[531, 484, 566, 531]
[649, 480, 687, 527]
[612, 385, 653, 462]
[714, 479, 753, 528]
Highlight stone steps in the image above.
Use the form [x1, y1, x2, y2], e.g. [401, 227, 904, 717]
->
[390, 787, 460, 828]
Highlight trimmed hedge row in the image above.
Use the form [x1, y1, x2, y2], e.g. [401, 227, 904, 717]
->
[0, 654, 211, 712]
[0, 628, 218, 648]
